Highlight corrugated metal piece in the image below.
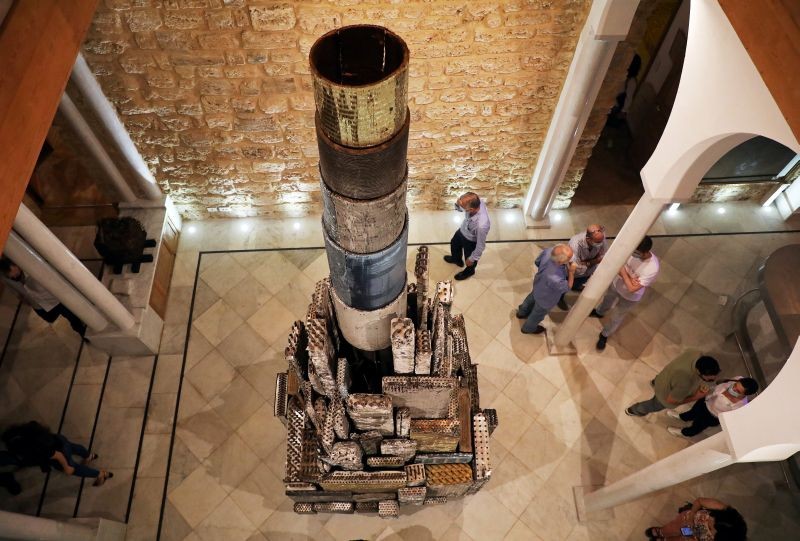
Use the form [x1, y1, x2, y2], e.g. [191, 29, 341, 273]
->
[425, 463, 473, 498]
[316, 112, 409, 200]
[310, 25, 409, 148]
[366, 455, 405, 468]
[293, 502, 315, 514]
[382, 376, 457, 419]
[331, 284, 406, 352]
[321, 175, 407, 254]
[398, 486, 426, 505]
[413, 452, 473, 464]
[313, 502, 355, 514]
[324, 218, 408, 311]
[378, 499, 400, 518]
[409, 419, 460, 453]
[405, 463, 426, 486]
[355, 501, 379, 513]
[390, 318, 415, 374]
[318, 470, 407, 493]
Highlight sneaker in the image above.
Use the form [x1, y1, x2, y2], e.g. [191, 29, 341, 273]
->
[596, 333, 607, 351]
[667, 427, 689, 439]
[522, 325, 546, 335]
[443, 255, 464, 267]
[666, 410, 683, 421]
[625, 406, 645, 417]
[454, 269, 474, 281]
[557, 297, 569, 311]
[589, 309, 603, 318]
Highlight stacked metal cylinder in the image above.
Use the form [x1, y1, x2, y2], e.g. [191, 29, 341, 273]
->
[310, 25, 411, 352]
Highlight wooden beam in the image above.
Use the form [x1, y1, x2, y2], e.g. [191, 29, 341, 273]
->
[718, 0, 800, 142]
[0, 0, 99, 249]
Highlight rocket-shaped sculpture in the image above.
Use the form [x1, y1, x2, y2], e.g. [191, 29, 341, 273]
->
[310, 26, 410, 351]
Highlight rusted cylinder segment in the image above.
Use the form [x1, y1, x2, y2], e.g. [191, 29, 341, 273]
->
[324, 218, 409, 311]
[310, 25, 409, 148]
[316, 111, 409, 200]
[321, 174, 407, 254]
[331, 283, 407, 351]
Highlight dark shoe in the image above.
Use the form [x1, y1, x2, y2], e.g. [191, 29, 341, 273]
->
[522, 325, 546, 335]
[454, 269, 474, 281]
[516, 311, 528, 320]
[625, 406, 645, 417]
[650, 378, 655, 387]
[443, 255, 464, 267]
[589, 309, 603, 318]
[557, 297, 569, 311]
[596, 333, 607, 351]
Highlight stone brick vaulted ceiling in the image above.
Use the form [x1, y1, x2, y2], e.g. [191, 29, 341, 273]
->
[84, 0, 590, 219]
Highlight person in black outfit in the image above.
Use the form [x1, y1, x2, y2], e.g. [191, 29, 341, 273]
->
[2, 422, 112, 486]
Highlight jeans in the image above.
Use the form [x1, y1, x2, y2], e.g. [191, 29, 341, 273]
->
[628, 395, 666, 416]
[595, 286, 639, 337]
[51, 435, 99, 478]
[679, 399, 720, 437]
[517, 292, 551, 332]
[450, 230, 478, 275]
[35, 304, 86, 335]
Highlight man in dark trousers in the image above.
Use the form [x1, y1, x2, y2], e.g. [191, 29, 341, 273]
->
[516, 244, 576, 334]
[443, 192, 491, 281]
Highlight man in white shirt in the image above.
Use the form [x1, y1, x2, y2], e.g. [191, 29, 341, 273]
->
[590, 235, 659, 351]
[0, 258, 87, 336]
[443, 192, 491, 281]
[667, 376, 759, 438]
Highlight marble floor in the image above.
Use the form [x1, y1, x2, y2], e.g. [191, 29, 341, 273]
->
[2, 201, 800, 540]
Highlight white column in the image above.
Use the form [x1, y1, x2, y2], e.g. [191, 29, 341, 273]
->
[523, 0, 640, 221]
[14, 204, 136, 331]
[4, 231, 108, 332]
[70, 54, 162, 201]
[583, 432, 733, 513]
[58, 93, 138, 203]
[554, 192, 663, 347]
[0, 510, 97, 541]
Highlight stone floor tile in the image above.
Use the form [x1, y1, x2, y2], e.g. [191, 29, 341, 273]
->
[504, 519, 544, 541]
[228, 462, 284, 528]
[193, 300, 244, 347]
[473, 339, 525, 391]
[176, 406, 233, 462]
[203, 433, 260, 493]
[223, 275, 273, 321]
[200, 254, 249, 298]
[152, 354, 183, 394]
[168, 466, 228, 528]
[252, 252, 301, 295]
[217, 323, 270, 368]
[464, 288, 515, 337]
[236, 402, 285, 460]
[247, 297, 296, 346]
[186, 349, 236, 402]
[209, 375, 265, 430]
[195, 496, 258, 541]
[457, 489, 518, 541]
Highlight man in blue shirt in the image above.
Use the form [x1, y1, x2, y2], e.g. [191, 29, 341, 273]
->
[444, 192, 491, 281]
[516, 244, 576, 334]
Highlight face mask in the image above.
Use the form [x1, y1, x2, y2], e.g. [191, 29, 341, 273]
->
[632, 251, 643, 259]
[727, 384, 743, 398]
[454, 203, 464, 212]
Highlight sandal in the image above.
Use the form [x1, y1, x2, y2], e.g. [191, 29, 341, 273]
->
[645, 527, 663, 539]
[82, 453, 98, 465]
[93, 470, 113, 487]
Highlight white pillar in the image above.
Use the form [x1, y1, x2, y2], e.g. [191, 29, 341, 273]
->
[70, 54, 162, 201]
[583, 432, 733, 513]
[14, 204, 136, 331]
[554, 191, 663, 347]
[58, 93, 138, 203]
[4, 231, 108, 332]
[523, 0, 640, 221]
[0, 510, 97, 541]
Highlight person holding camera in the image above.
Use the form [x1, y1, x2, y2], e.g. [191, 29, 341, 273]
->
[645, 497, 747, 540]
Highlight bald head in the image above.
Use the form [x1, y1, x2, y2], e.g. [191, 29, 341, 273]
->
[585, 224, 605, 245]
[551, 244, 573, 264]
